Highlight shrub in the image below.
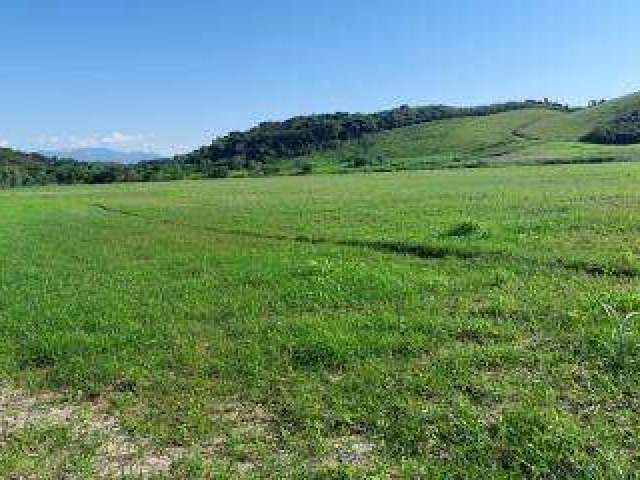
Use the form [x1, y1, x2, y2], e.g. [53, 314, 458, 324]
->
[445, 220, 488, 238]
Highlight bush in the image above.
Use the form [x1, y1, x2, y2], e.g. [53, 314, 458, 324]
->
[445, 220, 488, 238]
[300, 162, 314, 175]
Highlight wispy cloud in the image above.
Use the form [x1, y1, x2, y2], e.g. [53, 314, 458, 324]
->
[0, 139, 9, 148]
[100, 132, 145, 145]
[31, 132, 161, 153]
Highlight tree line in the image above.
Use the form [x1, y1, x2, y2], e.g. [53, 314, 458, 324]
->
[0, 148, 187, 187]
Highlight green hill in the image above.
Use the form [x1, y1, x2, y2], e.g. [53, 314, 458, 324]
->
[298, 108, 566, 170]
[0, 147, 49, 167]
[0, 147, 139, 187]
[522, 91, 640, 141]
[177, 92, 640, 176]
[294, 94, 640, 172]
[1, 147, 52, 187]
[178, 100, 568, 175]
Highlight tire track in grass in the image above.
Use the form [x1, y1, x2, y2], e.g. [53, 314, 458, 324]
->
[92, 203, 498, 260]
[93, 203, 639, 279]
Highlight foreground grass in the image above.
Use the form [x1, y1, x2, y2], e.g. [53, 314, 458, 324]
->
[2, 163, 640, 478]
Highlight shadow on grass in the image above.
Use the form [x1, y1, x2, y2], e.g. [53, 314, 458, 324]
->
[94, 203, 639, 278]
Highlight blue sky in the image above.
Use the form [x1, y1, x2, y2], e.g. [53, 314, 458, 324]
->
[1, 0, 638, 155]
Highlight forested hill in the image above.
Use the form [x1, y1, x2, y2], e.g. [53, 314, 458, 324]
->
[179, 100, 570, 174]
[0, 147, 154, 187]
[1, 148, 55, 187]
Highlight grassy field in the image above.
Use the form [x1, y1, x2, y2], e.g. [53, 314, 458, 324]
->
[2, 163, 640, 478]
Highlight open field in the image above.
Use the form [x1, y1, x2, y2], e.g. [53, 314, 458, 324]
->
[2, 163, 640, 478]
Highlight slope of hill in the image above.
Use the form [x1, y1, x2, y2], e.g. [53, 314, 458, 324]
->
[298, 108, 566, 170]
[522, 91, 640, 141]
[1, 148, 51, 186]
[0, 147, 140, 187]
[0, 147, 50, 167]
[581, 109, 640, 145]
[179, 92, 640, 176]
[179, 100, 569, 174]
[291, 94, 640, 172]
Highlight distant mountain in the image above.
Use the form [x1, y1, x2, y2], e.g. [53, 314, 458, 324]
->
[42, 147, 162, 164]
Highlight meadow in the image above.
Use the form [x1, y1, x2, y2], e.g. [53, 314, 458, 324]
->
[2, 162, 640, 478]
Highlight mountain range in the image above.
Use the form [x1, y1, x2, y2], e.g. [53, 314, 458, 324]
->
[41, 147, 162, 164]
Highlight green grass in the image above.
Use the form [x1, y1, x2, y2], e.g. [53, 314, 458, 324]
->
[3, 163, 640, 477]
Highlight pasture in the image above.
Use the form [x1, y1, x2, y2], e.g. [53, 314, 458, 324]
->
[2, 163, 640, 478]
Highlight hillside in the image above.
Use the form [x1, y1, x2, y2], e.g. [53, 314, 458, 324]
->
[0, 147, 142, 187]
[522, 91, 640, 141]
[299, 108, 566, 170]
[178, 91, 640, 175]
[0, 147, 50, 168]
[292, 94, 640, 171]
[179, 100, 569, 175]
[0, 147, 52, 187]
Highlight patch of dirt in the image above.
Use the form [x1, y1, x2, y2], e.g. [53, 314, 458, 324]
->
[0, 384, 276, 479]
[1, 384, 381, 478]
[324, 435, 376, 467]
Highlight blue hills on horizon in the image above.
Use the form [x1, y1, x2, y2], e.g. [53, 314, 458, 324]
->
[41, 147, 163, 164]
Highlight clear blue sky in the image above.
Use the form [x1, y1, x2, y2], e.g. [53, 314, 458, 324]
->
[1, 0, 638, 154]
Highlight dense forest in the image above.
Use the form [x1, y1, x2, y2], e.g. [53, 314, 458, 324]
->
[2, 100, 571, 188]
[582, 110, 640, 145]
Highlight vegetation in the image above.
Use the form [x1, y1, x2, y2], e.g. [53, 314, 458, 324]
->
[2, 100, 573, 188]
[522, 91, 640, 141]
[178, 100, 570, 172]
[4, 93, 640, 188]
[582, 110, 640, 145]
[0, 147, 172, 187]
[3, 163, 640, 477]
[296, 108, 566, 170]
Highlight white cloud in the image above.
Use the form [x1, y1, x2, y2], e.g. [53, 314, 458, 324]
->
[31, 132, 160, 153]
[100, 131, 144, 145]
[0, 139, 9, 148]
